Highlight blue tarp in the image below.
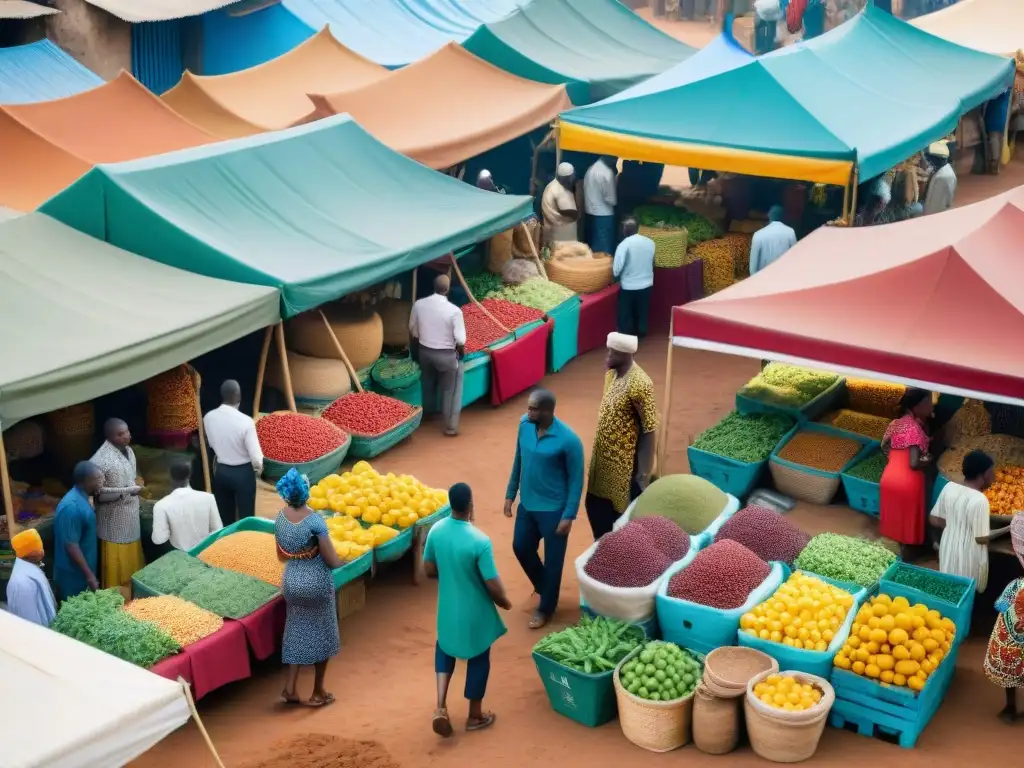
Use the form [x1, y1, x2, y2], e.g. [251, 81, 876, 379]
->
[201, 4, 314, 75]
[0, 40, 102, 104]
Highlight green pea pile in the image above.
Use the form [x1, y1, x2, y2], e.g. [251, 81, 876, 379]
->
[845, 450, 887, 483]
[373, 357, 419, 382]
[618, 641, 703, 702]
[133, 550, 211, 594]
[794, 533, 896, 588]
[178, 568, 280, 619]
[886, 563, 969, 605]
[692, 411, 794, 463]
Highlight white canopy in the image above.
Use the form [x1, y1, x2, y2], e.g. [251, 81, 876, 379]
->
[0, 611, 191, 767]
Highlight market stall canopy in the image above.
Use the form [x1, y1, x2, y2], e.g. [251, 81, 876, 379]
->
[461, 0, 696, 104]
[281, 0, 525, 67]
[162, 27, 388, 138]
[0, 72, 216, 211]
[0, 39, 102, 104]
[81, 0, 240, 22]
[913, 0, 1022, 56]
[559, 5, 1014, 183]
[671, 187, 1024, 404]
[0, 1, 59, 18]
[41, 115, 534, 319]
[0, 214, 280, 423]
[306, 44, 570, 169]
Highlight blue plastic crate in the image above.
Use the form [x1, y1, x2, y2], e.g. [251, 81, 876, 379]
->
[686, 446, 766, 499]
[547, 296, 581, 373]
[878, 561, 975, 638]
[736, 375, 846, 422]
[840, 451, 882, 517]
[656, 561, 786, 655]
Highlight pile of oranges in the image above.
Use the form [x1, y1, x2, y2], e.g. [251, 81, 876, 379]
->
[307, 461, 448, 529]
[982, 465, 1024, 515]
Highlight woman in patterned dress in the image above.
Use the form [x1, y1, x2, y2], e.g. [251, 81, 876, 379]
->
[984, 515, 1024, 723]
[274, 468, 342, 707]
[879, 389, 933, 558]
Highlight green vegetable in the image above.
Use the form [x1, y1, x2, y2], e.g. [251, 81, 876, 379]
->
[846, 450, 887, 483]
[618, 640, 702, 701]
[464, 272, 505, 299]
[533, 614, 643, 673]
[490, 278, 576, 312]
[738, 363, 840, 409]
[886, 564, 968, 604]
[133, 550, 211, 594]
[178, 567, 280, 619]
[633, 205, 721, 243]
[692, 411, 794, 463]
[632, 474, 726, 535]
[794, 533, 896, 588]
[373, 357, 419, 382]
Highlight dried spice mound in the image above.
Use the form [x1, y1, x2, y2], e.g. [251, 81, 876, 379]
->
[632, 474, 727, 535]
[633, 515, 692, 561]
[238, 734, 401, 768]
[584, 521, 673, 588]
[714, 504, 809, 565]
[668, 540, 770, 609]
[197, 531, 285, 587]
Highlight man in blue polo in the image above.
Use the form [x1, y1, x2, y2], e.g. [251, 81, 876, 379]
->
[504, 388, 584, 630]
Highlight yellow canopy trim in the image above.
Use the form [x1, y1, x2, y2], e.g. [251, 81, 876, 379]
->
[557, 121, 854, 185]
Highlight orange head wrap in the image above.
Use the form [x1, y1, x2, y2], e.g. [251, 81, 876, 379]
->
[12, 529, 43, 558]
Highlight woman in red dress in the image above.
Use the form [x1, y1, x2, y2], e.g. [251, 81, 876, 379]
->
[880, 389, 933, 558]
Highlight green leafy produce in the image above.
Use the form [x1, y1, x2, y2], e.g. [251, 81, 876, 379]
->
[618, 641, 703, 702]
[464, 272, 505, 299]
[491, 278, 576, 312]
[846, 450, 887, 483]
[634, 205, 721, 243]
[533, 614, 643, 674]
[794, 533, 896, 588]
[692, 411, 794, 463]
[52, 588, 126, 645]
[886, 563, 968, 604]
[133, 550, 211, 594]
[178, 567, 280, 619]
[373, 357, 419, 382]
[739, 363, 840, 409]
[632, 474, 727, 535]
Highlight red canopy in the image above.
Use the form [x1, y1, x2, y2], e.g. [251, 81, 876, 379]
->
[672, 187, 1024, 403]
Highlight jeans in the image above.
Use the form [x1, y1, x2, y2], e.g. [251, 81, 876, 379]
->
[419, 346, 463, 433]
[512, 505, 569, 617]
[587, 214, 616, 255]
[435, 643, 491, 701]
[213, 463, 256, 525]
[617, 287, 652, 337]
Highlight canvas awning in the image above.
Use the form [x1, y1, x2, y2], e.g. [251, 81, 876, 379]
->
[0, 213, 279, 425]
[41, 116, 534, 319]
[307, 44, 570, 169]
[0, 72, 215, 211]
[0, 1, 59, 19]
[0, 40, 102, 105]
[671, 186, 1024, 404]
[82, 0, 240, 22]
[913, 0, 1022, 57]
[162, 27, 388, 138]
[461, 0, 695, 104]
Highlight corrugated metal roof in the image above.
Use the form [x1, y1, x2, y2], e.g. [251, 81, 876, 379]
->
[81, 0, 239, 22]
[0, 1, 60, 19]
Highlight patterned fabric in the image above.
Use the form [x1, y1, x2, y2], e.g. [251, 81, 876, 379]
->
[275, 511, 340, 666]
[90, 441, 140, 544]
[587, 364, 659, 514]
[883, 413, 930, 452]
[985, 579, 1024, 688]
[1011, 515, 1024, 569]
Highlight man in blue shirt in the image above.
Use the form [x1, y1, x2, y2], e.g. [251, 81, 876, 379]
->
[53, 461, 103, 600]
[612, 217, 656, 338]
[749, 206, 797, 275]
[504, 389, 584, 629]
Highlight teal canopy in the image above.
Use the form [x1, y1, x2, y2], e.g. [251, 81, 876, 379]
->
[42, 116, 534, 318]
[461, 0, 696, 104]
[560, 6, 1014, 182]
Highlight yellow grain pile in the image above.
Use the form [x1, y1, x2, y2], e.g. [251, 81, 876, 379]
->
[720, 232, 754, 279]
[778, 430, 862, 472]
[124, 595, 223, 647]
[197, 531, 285, 587]
[845, 379, 905, 419]
[938, 434, 1024, 483]
[686, 239, 735, 295]
[818, 409, 892, 441]
[944, 400, 991, 447]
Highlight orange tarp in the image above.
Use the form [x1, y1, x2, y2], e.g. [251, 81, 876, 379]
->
[306, 44, 571, 169]
[0, 72, 215, 210]
[161, 28, 388, 139]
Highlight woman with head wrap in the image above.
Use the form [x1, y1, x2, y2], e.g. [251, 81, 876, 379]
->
[880, 388, 934, 558]
[274, 468, 343, 707]
[983, 515, 1024, 723]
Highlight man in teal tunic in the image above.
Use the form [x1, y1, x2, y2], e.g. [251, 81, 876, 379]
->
[425, 483, 511, 737]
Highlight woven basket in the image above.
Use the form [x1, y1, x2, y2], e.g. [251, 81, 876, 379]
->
[546, 254, 613, 294]
[768, 458, 842, 505]
[4, 420, 44, 460]
[487, 228, 515, 274]
[371, 356, 420, 392]
[145, 366, 198, 434]
[703, 646, 779, 698]
[639, 225, 688, 268]
[744, 670, 834, 763]
[266, 350, 352, 407]
[613, 649, 695, 752]
[692, 684, 741, 755]
[286, 308, 383, 370]
[377, 299, 411, 348]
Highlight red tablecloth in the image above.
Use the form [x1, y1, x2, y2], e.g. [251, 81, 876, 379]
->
[150, 650, 192, 687]
[577, 283, 620, 355]
[236, 596, 286, 661]
[490, 320, 553, 405]
[648, 262, 704, 334]
[149, 620, 252, 700]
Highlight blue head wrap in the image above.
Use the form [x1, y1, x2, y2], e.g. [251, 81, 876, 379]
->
[768, 205, 785, 223]
[276, 468, 310, 507]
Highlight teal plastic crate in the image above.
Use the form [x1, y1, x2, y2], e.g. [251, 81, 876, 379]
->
[656, 561, 786, 655]
[533, 651, 619, 727]
[878, 561, 975, 638]
[840, 449, 884, 517]
[547, 296, 581, 373]
[348, 408, 423, 459]
[461, 354, 491, 407]
[387, 379, 423, 408]
[736, 376, 846, 422]
[686, 446, 766, 499]
[515, 319, 545, 338]
[262, 434, 352, 486]
[769, 423, 877, 505]
[931, 472, 950, 508]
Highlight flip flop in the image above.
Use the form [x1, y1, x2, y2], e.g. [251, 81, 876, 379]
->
[280, 690, 301, 705]
[529, 613, 549, 630]
[466, 712, 496, 732]
[432, 708, 454, 738]
[306, 692, 335, 708]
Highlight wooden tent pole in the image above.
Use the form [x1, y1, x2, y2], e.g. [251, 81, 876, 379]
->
[318, 310, 364, 394]
[449, 253, 510, 333]
[0, 426, 17, 539]
[849, 168, 860, 225]
[530, 128, 555, 196]
[411, 265, 418, 304]
[519, 221, 548, 279]
[274, 323, 297, 412]
[180, 678, 227, 768]
[252, 325, 273, 415]
[841, 180, 850, 224]
[189, 368, 212, 493]
[658, 322, 676, 475]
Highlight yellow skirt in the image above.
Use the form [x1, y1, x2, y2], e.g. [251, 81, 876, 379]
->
[101, 540, 145, 590]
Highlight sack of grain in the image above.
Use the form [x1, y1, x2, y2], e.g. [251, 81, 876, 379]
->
[266, 349, 352, 407]
[501, 257, 540, 286]
[551, 241, 593, 260]
[487, 229, 515, 274]
[286, 308, 383, 370]
[511, 217, 540, 258]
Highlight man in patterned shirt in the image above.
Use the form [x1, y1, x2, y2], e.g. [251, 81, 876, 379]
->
[90, 418, 145, 590]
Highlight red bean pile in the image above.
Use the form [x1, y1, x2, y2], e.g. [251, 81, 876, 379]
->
[633, 516, 691, 561]
[480, 298, 543, 328]
[321, 392, 414, 437]
[667, 540, 770, 609]
[713, 505, 810, 565]
[583, 521, 673, 588]
[461, 304, 507, 354]
[256, 413, 347, 463]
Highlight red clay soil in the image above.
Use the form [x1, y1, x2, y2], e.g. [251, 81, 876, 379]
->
[237, 734, 400, 768]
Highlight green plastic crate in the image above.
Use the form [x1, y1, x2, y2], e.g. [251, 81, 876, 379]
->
[262, 434, 351, 485]
[348, 408, 423, 459]
[533, 651, 618, 727]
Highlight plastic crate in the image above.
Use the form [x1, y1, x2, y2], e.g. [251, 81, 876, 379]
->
[686, 446, 766, 499]
[931, 473, 950, 508]
[461, 354, 491, 407]
[878, 561, 975, 638]
[736, 376, 846, 422]
[515, 319, 545, 339]
[656, 561, 786, 655]
[840, 456, 882, 517]
[769, 423, 877, 506]
[580, 600, 659, 640]
[533, 651, 619, 727]
[386, 379, 423, 408]
[737, 571, 867, 680]
[547, 296, 581, 373]
[348, 408, 423, 459]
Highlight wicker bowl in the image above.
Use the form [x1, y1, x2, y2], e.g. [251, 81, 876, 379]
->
[744, 669, 834, 763]
[703, 646, 779, 699]
[546, 253, 613, 294]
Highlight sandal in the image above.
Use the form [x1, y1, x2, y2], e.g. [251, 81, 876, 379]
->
[466, 712, 497, 732]
[432, 708, 454, 738]
[529, 613, 549, 630]
[280, 690, 300, 705]
[306, 692, 335, 708]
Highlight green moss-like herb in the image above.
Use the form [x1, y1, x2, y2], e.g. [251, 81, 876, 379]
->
[133, 550, 211, 594]
[692, 412, 794, 463]
[178, 568, 280, 619]
[794, 533, 896, 588]
[846, 451, 887, 483]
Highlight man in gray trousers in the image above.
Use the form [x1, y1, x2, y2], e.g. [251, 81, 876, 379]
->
[409, 274, 466, 437]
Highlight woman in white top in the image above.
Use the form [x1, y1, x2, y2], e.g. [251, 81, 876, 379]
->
[930, 450, 1013, 593]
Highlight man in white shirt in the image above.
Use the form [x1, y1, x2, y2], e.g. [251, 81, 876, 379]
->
[612, 217, 656, 338]
[922, 141, 957, 215]
[203, 380, 262, 525]
[152, 461, 223, 552]
[749, 206, 797, 275]
[583, 156, 617, 254]
[541, 162, 578, 246]
[410, 275, 466, 437]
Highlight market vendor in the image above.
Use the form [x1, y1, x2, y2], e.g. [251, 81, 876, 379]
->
[983, 515, 1024, 723]
[151, 460, 223, 553]
[409, 274, 466, 437]
[584, 333, 659, 540]
[204, 380, 262, 525]
[922, 141, 957, 215]
[583, 156, 617, 254]
[6, 529, 56, 627]
[541, 162, 578, 246]
[53, 461, 102, 599]
[91, 419, 145, 590]
[505, 389, 584, 630]
[612, 217, 655, 338]
[880, 389, 934, 560]
[749, 206, 797, 275]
